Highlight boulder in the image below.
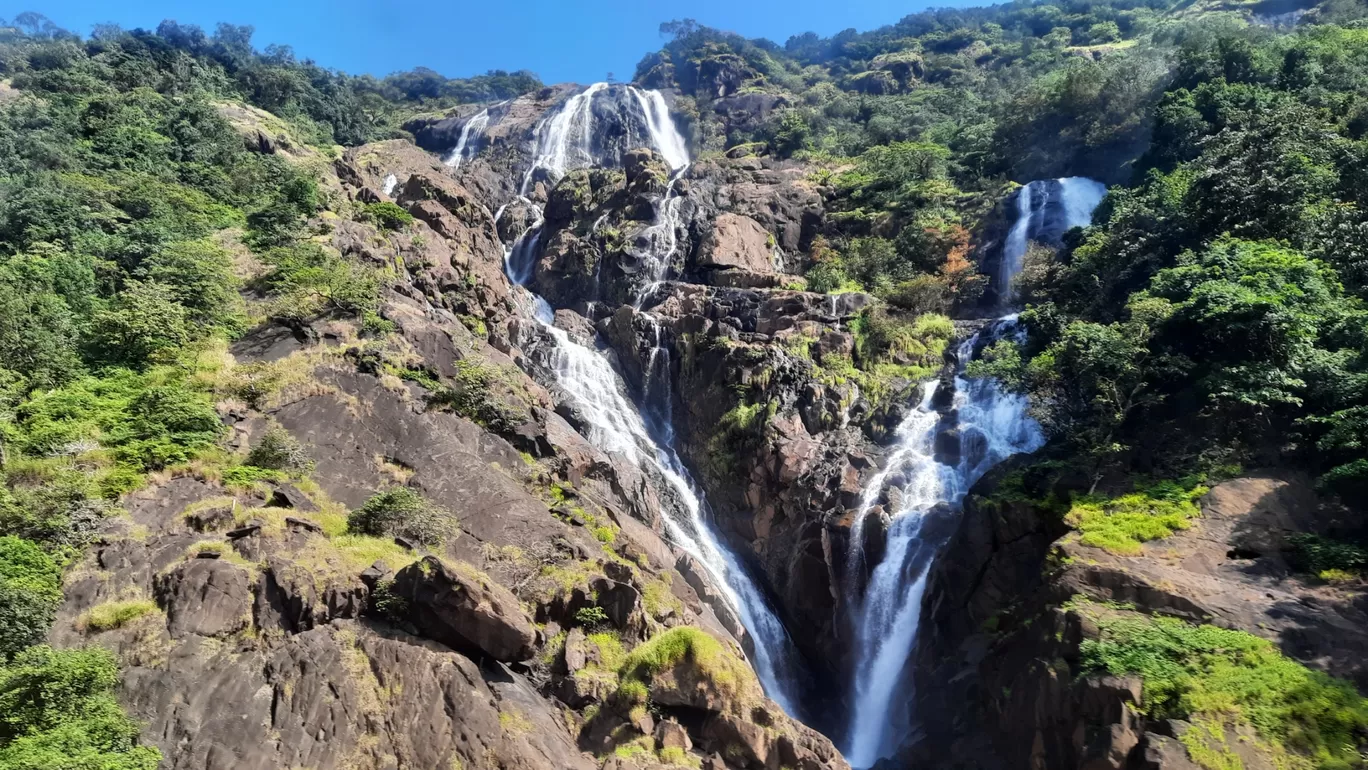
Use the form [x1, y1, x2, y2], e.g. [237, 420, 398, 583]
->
[154, 558, 253, 638]
[392, 556, 536, 662]
[697, 213, 775, 274]
[654, 719, 692, 751]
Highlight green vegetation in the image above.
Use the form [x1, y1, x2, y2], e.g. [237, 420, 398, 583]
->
[1287, 534, 1368, 583]
[258, 242, 385, 322]
[703, 399, 776, 480]
[0, 645, 161, 770]
[956, 26, 1368, 502]
[360, 202, 414, 231]
[573, 606, 609, 628]
[348, 487, 458, 547]
[0, 536, 62, 657]
[615, 627, 753, 707]
[1076, 600, 1368, 770]
[1065, 478, 1207, 555]
[427, 358, 530, 433]
[76, 598, 160, 633]
[244, 425, 314, 474]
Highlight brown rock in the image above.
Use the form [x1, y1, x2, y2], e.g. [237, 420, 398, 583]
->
[563, 627, 588, 673]
[1133, 733, 1200, 770]
[654, 719, 692, 751]
[698, 213, 775, 274]
[392, 556, 536, 662]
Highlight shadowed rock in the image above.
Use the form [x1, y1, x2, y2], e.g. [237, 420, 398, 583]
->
[392, 556, 536, 662]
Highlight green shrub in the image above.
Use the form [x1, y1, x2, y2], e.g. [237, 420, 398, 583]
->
[348, 487, 458, 546]
[850, 307, 953, 370]
[1287, 534, 1367, 579]
[0, 537, 63, 657]
[244, 426, 314, 474]
[260, 243, 382, 321]
[574, 606, 609, 627]
[1077, 603, 1368, 769]
[428, 359, 527, 432]
[0, 645, 162, 769]
[371, 579, 410, 623]
[13, 369, 221, 472]
[360, 202, 414, 231]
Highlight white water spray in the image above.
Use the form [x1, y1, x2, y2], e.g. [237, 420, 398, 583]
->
[445, 107, 493, 169]
[498, 84, 804, 715]
[382, 174, 397, 196]
[844, 177, 1107, 768]
[999, 177, 1107, 301]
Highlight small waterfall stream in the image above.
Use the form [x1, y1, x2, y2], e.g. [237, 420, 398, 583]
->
[843, 177, 1107, 768]
[444, 105, 494, 169]
[491, 84, 806, 715]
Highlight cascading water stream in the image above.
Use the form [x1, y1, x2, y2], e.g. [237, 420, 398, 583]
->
[493, 84, 805, 716]
[999, 177, 1107, 301]
[843, 177, 1107, 768]
[445, 105, 494, 169]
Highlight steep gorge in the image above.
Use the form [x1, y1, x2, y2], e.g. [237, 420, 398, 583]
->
[6, 4, 1368, 770]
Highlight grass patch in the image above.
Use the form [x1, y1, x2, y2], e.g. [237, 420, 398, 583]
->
[587, 632, 626, 670]
[1076, 600, 1368, 770]
[183, 540, 258, 570]
[612, 737, 654, 760]
[615, 627, 754, 709]
[658, 746, 701, 768]
[77, 598, 160, 632]
[499, 709, 533, 736]
[309, 534, 419, 573]
[642, 575, 684, 619]
[1066, 478, 1207, 555]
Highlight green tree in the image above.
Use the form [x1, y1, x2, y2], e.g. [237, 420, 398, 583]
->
[89, 282, 191, 367]
[137, 240, 242, 332]
[0, 646, 161, 770]
[0, 536, 62, 657]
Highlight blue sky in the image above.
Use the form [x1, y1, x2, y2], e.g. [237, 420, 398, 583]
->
[16, 0, 979, 85]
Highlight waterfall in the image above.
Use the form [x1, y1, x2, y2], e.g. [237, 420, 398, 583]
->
[520, 83, 607, 193]
[628, 88, 690, 172]
[497, 84, 805, 716]
[445, 107, 492, 169]
[998, 177, 1107, 301]
[382, 173, 397, 196]
[844, 177, 1106, 768]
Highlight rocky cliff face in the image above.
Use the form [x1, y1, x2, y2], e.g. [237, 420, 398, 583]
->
[899, 466, 1368, 770]
[53, 81, 1350, 770]
[48, 97, 855, 770]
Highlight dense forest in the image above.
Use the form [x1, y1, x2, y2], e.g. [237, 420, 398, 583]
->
[1, 0, 1368, 767]
[634, 0, 1368, 504]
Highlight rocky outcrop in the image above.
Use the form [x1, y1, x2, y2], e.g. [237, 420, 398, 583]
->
[155, 558, 253, 638]
[580, 628, 849, 770]
[900, 468, 1366, 769]
[391, 556, 536, 662]
[696, 212, 780, 287]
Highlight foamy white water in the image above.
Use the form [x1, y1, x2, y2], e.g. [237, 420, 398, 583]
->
[497, 84, 804, 715]
[445, 107, 492, 169]
[845, 177, 1106, 767]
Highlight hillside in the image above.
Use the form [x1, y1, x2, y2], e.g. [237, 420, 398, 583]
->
[0, 2, 1367, 770]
